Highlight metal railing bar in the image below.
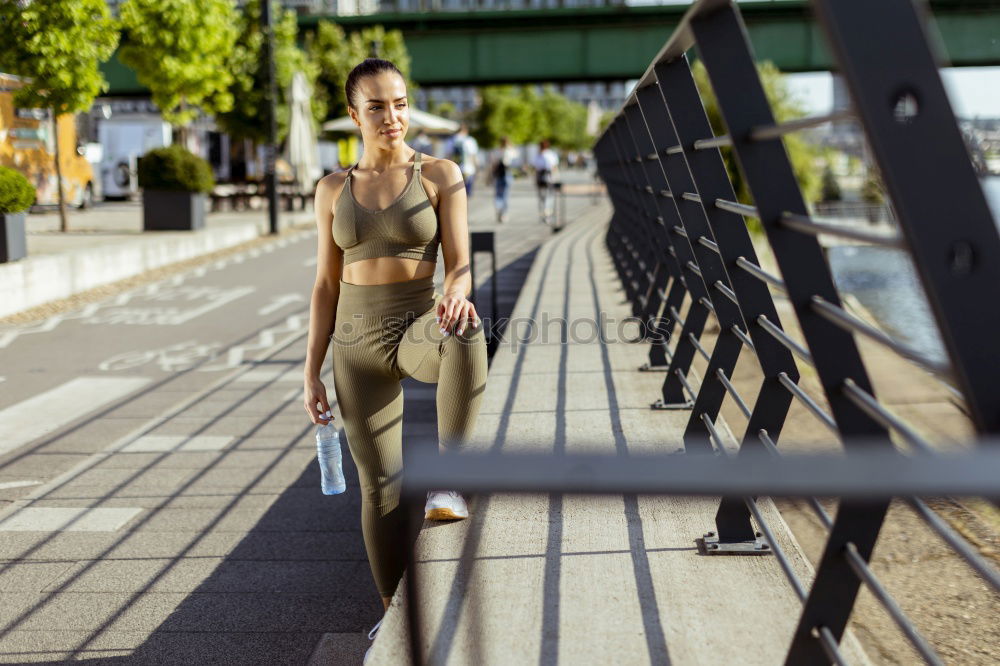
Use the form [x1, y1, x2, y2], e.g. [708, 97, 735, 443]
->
[731, 325, 756, 355]
[698, 236, 720, 253]
[758, 316, 815, 367]
[699, 296, 715, 315]
[682, 192, 702, 203]
[686, 260, 702, 278]
[689, 332, 711, 362]
[693, 134, 732, 150]
[750, 110, 856, 141]
[757, 430, 834, 529]
[713, 280, 739, 305]
[665, 144, 684, 155]
[405, 446, 1000, 497]
[780, 211, 904, 248]
[660, 189, 673, 198]
[841, 379, 935, 454]
[843, 542, 945, 665]
[715, 198, 759, 218]
[735, 256, 787, 292]
[716, 368, 751, 419]
[703, 416, 808, 600]
[812, 296, 952, 379]
[778, 372, 839, 434]
[816, 626, 850, 666]
[673, 225, 688, 238]
[675, 368, 697, 401]
[907, 498, 1000, 591]
[669, 305, 685, 329]
[745, 491, 807, 601]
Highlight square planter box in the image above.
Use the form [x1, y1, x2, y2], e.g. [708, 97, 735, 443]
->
[1, 211, 27, 263]
[142, 190, 207, 231]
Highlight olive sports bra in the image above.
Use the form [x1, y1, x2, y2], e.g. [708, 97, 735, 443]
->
[332, 150, 440, 266]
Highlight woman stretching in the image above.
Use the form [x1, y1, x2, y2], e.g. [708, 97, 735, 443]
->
[302, 58, 489, 647]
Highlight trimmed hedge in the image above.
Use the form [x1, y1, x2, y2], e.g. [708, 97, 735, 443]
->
[0, 166, 36, 214]
[137, 145, 215, 193]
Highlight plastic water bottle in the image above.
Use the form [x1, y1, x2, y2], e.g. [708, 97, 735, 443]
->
[316, 417, 346, 495]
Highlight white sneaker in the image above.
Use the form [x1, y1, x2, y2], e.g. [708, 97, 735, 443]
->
[363, 618, 383, 664]
[424, 490, 469, 520]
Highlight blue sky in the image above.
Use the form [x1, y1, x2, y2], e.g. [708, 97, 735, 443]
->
[786, 67, 1000, 118]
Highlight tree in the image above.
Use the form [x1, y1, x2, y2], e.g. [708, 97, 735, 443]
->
[0, 0, 119, 231]
[215, 0, 324, 146]
[473, 85, 534, 148]
[691, 59, 821, 234]
[537, 85, 590, 151]
[118, 0, 239, 138]
[307, 21, 415, 126]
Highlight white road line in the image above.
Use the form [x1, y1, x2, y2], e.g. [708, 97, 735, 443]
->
[0, 377, 152, 456]
[0, 507, 142, 532]
[0, 480, 42, 490]
[258, 293, 305, 316]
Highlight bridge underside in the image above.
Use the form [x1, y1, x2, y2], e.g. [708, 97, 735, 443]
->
[102, 1, 1000, 95]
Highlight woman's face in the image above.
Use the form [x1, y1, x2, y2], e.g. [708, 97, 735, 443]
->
[350, 71, 409, 149]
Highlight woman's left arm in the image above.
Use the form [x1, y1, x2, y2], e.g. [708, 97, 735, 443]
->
[435, 159, 481, 337]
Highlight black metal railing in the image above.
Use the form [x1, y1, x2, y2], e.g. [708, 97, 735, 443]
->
[399, 0, 1000, 663]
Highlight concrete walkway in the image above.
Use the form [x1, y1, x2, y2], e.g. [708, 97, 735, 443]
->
[365, 208, 870, 664]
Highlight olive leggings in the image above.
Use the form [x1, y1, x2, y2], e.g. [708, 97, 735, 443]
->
[330, 274, 488, 597]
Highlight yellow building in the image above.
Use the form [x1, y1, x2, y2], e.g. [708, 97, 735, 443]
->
[0, 72, 95, 207]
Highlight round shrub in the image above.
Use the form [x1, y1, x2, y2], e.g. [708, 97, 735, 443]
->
[0, 166, 36, 214]
[137, 145, 215, 193]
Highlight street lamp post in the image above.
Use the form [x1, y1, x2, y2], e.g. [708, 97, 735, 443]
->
[261, 0, 279, 235]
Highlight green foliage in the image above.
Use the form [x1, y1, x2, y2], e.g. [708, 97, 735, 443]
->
[471, 84, 593, 150]
[0, 166, 36, 213]
[118, 0, 239, 128]
[691, 59, 821, 233]
[137, 145, 215, 192]
[307, 21, 415, 126]
[215, 0, 325, 144]
[0, 0, 120, 114]
[474, 85, 535, 147]
[861, 169, 885, 205]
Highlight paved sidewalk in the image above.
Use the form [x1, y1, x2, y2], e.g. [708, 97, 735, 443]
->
[365, 208, 870, 664]
[0, 171, 603, 664]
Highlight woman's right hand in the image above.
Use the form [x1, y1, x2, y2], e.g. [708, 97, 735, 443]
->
[304, 376, 334, 425]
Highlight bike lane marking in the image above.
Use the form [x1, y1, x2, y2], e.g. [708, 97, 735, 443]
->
[0, 376, 151, 457]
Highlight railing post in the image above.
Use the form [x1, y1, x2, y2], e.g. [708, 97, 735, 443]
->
[648, 54, 803, 545]
[812, 0, 1000, 434]
[690, 3, 892, 661]
[603, 121, 692, 381]
[620, 105, 711, 409]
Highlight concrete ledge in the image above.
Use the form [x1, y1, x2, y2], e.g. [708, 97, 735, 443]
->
[365, 213, 871, 665]
[0, 218, 292, 319]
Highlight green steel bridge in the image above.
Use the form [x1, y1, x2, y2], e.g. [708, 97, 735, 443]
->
[102, 0, 1000, 94]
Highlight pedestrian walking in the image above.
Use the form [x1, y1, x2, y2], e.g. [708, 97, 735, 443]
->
[532, 139, 560, 227]
[302, 58, 489, 663]
[449, 123, 479, 198]
[491, 135, 517, 223]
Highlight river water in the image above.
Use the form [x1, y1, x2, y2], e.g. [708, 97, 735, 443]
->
[825, 176, 1000, 367]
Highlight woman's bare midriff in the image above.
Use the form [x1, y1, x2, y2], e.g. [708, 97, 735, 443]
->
[341, 256, 436, 286]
